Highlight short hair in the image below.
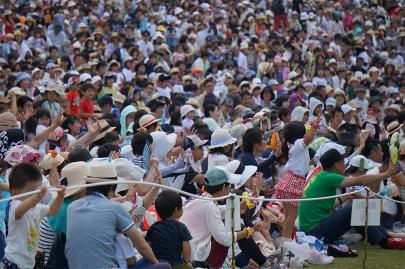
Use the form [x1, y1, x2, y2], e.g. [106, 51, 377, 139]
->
[240, 91, 252, 98]
[9, 163, 42, 191]
[67, 146, 92, 163]
[80, 83, 95, 92]
[17, 96, 33, 108]
[331, 107, 343, 118]
[204, 103, 217, 118]
[278, 107, 290, 120]
[283, 121, 306, 144]
[242, 128, 262, 153]
[361, 139, 381, 158]
[131, 132, 153, 155]
[97, 143, 121, 158]
[61, 114, 79, 130]
[205, 182, 230, 194]
[155, 190, 183, 219]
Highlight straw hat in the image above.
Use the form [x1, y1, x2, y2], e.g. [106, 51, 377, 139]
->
[387, 121, 403, 136]
[86, 160, 122, 183]
[110, 32, 121, 41]
[138, 114, 159, 129]
[0, 112, 20, 131]
[113, 158, 145, 193]
[209, 129, 237, 149]
[94, 120, 116, 142]
[254, 42, 268, 53]
[61, 161, 89, 197]
[38, 150, 66, 171]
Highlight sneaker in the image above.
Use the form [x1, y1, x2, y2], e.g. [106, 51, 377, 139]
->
[342, 232, 363, 243]
[387, 237, 405, 249]
[308, 251, 334, 265]
[267, 246, 285, 268]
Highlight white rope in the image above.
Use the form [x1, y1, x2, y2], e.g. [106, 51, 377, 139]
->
[0, 181, 369, 203]
[367, 190, 405, 205]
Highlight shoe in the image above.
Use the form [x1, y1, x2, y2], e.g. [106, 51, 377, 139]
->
[282, 257, 303, 269]
[308, 251, 334, 265]
[327, 244, 358, 257]
[387, 237, 405, 249]
[342, 232, 363, 243]
[392, 222, 405, 233]
[267, 246, 285, 269]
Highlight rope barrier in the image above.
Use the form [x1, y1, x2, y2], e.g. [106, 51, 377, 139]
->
[367, 190, 405, 205]
[0, 181, 371, 204]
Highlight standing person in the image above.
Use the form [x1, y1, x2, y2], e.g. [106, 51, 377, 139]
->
[274, 117, 320, 238]
[66, 76, 81, 117]
[79, 83, 98, 121]
[65, 161, 169, 269]
[41, 83, 62, 121]
[3, 163, 65, 269]
[272, 0, 289, 33]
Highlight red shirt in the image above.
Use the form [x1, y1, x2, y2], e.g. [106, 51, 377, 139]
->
[66, 91, 80, 117]
[79, 98, 94, 120]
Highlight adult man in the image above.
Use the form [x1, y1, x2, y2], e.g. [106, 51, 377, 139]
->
[298, 149, 405, 249]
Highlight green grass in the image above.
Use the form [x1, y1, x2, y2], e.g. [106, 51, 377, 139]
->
[311, 243, 404, 269]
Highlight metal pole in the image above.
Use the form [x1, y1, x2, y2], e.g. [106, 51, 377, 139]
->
[363, 189, 370, 269]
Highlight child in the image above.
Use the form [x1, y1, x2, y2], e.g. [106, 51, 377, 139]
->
[146, 190, 193, 269]
[66, 76, 81, 117]
[0, 159, 9, 260]
[41, 83, 61, 121]
[98, 72, 117, 99]
[3, 163, 64, 269]
[274, 116, 320, 238]
[79, 83, 98, 121]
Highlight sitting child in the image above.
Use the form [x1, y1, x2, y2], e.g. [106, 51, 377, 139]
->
[146, 190, 193, 269]
[3, 163, 65, 269]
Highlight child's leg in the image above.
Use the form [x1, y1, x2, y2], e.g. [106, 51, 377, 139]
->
[282, 202, 298, 239]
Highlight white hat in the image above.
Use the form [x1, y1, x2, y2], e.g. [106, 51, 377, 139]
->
[7, 87, 25, 97]
[300, 12, 309, 21]
[113, 158, 145, 193]
[341, 104, 355, 114]
[387, 87, 399, 95]
[240, 42, 249, 50]
[209, 129, 237, 149]
[61, 161, 89, 197]
[80, 73, 92, 83]
[225, 160, 257, 189]
[150, 131, 177, 162]
[86, 159, 121, 183]
[184, 135, 208, 149]
[180, 104, 195, 118]
[174, 7, 184, 15]
[347, 155, 379, 171]
[173, 85, 185, 94]
[325, 97, 336, 107]
[138, 114, 159, 129]
[91, 75, 102, 85]
[230, 124, 248, 148]
[303, 81, 313, 88]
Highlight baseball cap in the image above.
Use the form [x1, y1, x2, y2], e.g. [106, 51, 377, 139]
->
[320, 149, 345, 170]
[341, 104, 355, 114]
[183, 135, 208, 150]
[97, 95, 113, 106]
[205, 166, 240, 187]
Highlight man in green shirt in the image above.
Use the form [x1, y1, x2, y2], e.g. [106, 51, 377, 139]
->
[298, 149, 405, 249]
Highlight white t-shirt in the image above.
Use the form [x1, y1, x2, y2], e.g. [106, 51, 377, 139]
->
[284, 138, 310, 176]
[115, 234, 137, 269]
[5, 200, 49, 269]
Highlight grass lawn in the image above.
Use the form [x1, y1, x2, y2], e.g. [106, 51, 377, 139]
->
[311, 243, 404, 269]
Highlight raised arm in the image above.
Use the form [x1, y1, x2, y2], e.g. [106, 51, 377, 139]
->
[341, 163, 396, 188]
[304, 115, 321, 146]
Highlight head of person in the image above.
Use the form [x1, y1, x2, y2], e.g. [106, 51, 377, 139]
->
[155, 190, 183, 220]
[242, 128, 264, 155]
[320, 149, 346, 175]
[62, 114, 81, 136]
[204, 103, 220, 121]
[278, 107, 291, 123]
[17, 95, 33, 114]
[183, 135, 207, 162]
[81, 83, 96, 100]
[362, 138, 384, 163]
[331, 107, 344, 127]
[240, 91, 252, 108]
[204, 166, 236, 197]
[131, 131, 153, 156]
[9, 163, 42, 196]
[97, 143, 121, 158]
[85, 161, 117, 198]
[67, 145, 92, 163]
[283, 121, 306, 145]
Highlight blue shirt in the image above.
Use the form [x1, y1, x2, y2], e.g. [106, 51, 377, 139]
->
[65, 193, 133, 269]
[48, 198, 74, 234]
[146, 220, 192, 265]
[0, 176, 9, 231]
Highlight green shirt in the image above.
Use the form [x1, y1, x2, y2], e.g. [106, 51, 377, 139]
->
[298, 171, 345, 232]
[48, 197, 74, 234]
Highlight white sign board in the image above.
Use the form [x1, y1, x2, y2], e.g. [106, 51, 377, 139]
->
[351, 199, 381, 226]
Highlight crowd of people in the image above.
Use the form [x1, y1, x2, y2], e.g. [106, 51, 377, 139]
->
[0, 0, 405, 268]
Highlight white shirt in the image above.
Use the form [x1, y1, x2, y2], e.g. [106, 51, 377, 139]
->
[284, 138, 310, 176]
[180, 193, 235, 261]
[157, 86, 171, 99]
[237, 52, 248, 73]
[5, 200, 49, 269]
[115, 234, 137, 269]
[136, 40, 154, 56]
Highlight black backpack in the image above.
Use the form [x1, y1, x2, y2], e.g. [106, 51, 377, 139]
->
[271, 0, 285, 15]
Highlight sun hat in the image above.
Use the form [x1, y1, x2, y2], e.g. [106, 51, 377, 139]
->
[94, 120, 116, 142]
[113, 158, 145, 193]
[5, 145, 42, 167]
[180, 104, 195, 118]
[45, 82, 60, 94]
[183, 135, 208, 150]
[209, 129, 237, 149]
[347, 155, 380, 171]
[325, 97, 336, 107]
[341, 104, 355, 114]
[230, 124, 248, 149]
[150, 131, 177, 162]
[387, 121, 403, 135]
[138, 114, 160, 130]
[205, 166, 240, 187]
[388, 104, 401, 113]
[7, 87, 25, 97]
[61, 161, 89, 197]
[225, 160, 257, 189]
[79, 73, 92, 83]
[86, 159, 122, 183]
[0, 112, 20, 131]
[38, 150, 67, 171]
